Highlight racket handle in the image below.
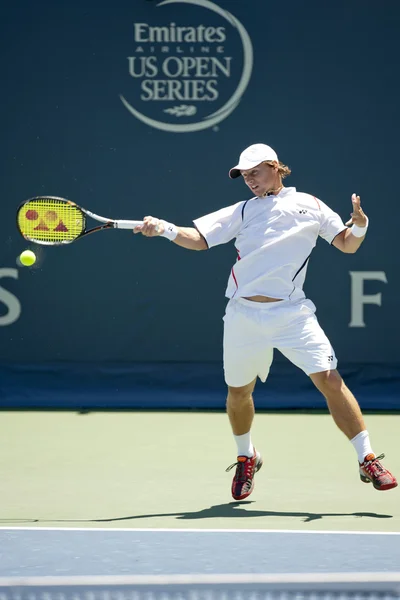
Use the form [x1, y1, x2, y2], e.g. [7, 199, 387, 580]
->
[114, 220, 143, 229]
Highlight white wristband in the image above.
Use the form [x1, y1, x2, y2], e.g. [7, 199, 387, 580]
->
[351, 217, 369, 238]
[160, 220, 178, 241]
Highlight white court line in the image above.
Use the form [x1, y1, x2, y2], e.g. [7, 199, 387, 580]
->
[0, 526, 400, 535]
[0, 572, 400, 587]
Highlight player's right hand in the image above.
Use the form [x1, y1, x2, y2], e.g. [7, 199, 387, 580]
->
[133, 216, 162, 236]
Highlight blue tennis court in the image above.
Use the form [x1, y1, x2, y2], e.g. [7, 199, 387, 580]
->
[1, 527, 400, 577]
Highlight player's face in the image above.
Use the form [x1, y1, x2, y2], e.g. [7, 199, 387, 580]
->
[241, 162, 276, 196]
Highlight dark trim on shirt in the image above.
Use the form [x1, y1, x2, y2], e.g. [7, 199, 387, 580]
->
[193, 223, 209, 249]
[330, 227, 348, 245]
[292, 253, 311, 281]
[241, 200, 249, 220]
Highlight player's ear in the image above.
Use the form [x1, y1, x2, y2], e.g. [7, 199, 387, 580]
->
[264, 160, 279, 172]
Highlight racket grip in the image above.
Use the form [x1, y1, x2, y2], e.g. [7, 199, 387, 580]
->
[114, 220, 143, 229]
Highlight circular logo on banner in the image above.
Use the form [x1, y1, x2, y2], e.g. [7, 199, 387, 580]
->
[119, 0, 253, 133]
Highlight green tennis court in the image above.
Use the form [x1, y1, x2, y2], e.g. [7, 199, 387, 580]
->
[1, 411, 398, 531]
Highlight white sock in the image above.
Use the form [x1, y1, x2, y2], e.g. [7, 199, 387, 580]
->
[234, 432, 254, 458]
[351, 430, 374, 464]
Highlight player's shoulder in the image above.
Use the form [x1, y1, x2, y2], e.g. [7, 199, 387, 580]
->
[291, 190, 323, 210]
[240, 195, 262, 216]
[211, 199, 248, 214]
[238, 195, 259, 210]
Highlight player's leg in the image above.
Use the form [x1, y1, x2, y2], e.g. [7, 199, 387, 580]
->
[276, 298, 397, 491]
[225, 380, 264, 500]
[310, 369, 397, 490]
[309, 369, 366, 439]
[223, 299, 271, 499]
[227, 378, 257, 443]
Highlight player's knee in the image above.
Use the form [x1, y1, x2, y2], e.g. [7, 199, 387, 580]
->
[311, 369, 344, 396]
[227, 383, 254, 405]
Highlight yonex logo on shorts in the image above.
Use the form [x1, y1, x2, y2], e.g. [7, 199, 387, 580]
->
[298, 209, 308, 214]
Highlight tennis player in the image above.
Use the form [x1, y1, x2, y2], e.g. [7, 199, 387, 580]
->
[134, 143, 398, 499]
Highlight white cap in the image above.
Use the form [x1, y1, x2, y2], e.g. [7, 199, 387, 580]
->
[229, 143, 279, 179]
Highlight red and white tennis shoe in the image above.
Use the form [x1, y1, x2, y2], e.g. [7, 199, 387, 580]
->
[226, 450, 263, 500]
[359, 453, 398, 491]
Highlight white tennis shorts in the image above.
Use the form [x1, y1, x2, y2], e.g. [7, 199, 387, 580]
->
[223, 297, 337, 387]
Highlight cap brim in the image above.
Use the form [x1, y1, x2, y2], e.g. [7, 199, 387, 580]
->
[229, 158, 268, 179]
[229, 167, 242, 179]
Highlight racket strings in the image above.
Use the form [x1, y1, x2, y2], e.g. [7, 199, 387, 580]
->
[17, 199, 85, 243]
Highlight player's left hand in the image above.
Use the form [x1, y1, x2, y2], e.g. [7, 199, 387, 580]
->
[345, 193, 368, 227]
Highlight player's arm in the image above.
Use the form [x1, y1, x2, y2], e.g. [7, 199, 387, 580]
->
[135, 202, 244, 250]
[331, 194, 369, 254]
[134, 217, 207, 251]
[173, 226, 208, 250]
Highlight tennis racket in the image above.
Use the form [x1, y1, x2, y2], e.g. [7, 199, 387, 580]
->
[16, 196, 147, 245]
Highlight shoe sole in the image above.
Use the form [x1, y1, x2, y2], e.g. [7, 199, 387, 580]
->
[232, 456, 264, 501]
[360, 473, 398, 491]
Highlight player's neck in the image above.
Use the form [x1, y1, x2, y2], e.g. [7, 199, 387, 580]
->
[261, 180, 284, 197]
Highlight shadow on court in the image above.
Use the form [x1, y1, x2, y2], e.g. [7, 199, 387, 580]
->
[0, 501, 393, 524]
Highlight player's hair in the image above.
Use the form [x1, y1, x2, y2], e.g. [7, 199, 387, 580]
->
[264, 161, 292, 179]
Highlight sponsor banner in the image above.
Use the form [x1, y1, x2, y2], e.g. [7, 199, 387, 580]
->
[120, 0, 253, 132]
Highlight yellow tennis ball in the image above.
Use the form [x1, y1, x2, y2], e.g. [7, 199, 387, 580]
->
[20, 250, 36, 266]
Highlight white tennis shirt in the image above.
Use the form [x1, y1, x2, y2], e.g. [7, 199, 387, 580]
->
[193, 187, 347, 301]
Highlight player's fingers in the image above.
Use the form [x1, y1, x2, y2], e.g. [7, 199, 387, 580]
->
[352, 194, 361, 211]
[134, 216, 163, 236]
[142, 217, 161, 236]
[141, 216, 154, 233]
[345, 211, 357, 225]
[142, 216, 154, 230]
[137, 216, 151, 234]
